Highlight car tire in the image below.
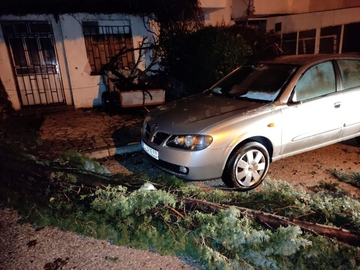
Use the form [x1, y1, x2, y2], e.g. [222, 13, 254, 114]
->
[222, 141, 270, 191]
[356, 136, 360, 145]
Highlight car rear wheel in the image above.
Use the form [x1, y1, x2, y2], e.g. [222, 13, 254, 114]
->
[222, 141, 270, 191]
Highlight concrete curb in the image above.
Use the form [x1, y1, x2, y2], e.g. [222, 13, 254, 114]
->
[85, 143, 142, 160]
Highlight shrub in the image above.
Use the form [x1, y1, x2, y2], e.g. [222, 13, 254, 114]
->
[160, 25, 252, 97]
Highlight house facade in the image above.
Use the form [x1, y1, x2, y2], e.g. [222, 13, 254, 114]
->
[266, 7, 360, 55]
[231, 0, 360, 55]
[0, 13, 156, 110]
[1, 0, 360, 110]
[0, 1, 231, 111]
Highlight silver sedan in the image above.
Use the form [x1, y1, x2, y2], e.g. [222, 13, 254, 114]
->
[141, 54, 360, 191]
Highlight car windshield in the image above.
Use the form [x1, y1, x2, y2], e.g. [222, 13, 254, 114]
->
[210, 63, 298, 102]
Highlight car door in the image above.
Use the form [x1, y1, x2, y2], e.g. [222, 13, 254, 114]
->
[280, 61, 343, 156]
[336, 59, 360, 139]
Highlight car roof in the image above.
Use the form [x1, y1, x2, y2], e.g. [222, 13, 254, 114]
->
[253, 53, 360, 66]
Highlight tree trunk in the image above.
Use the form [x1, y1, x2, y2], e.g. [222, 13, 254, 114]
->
[182, 197, 360, 246]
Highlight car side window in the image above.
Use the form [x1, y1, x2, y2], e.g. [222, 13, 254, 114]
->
[337, 59, 360, 90]
[293, 61, 335, 102]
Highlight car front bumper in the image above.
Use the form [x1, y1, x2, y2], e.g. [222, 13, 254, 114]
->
[141, 140, 227, 180]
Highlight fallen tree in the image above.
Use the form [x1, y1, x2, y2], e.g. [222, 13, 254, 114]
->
[1, 143, 359, 248]
[181, 197, 360, 247]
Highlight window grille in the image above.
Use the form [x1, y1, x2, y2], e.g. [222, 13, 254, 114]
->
[2, 21, 57, 75]
[281, 32, 297, 55]
[82, 21, 135, 75]
[319, 25, 341, 54]
[298, 29, 316, 55]
[1, 20, 65, 106]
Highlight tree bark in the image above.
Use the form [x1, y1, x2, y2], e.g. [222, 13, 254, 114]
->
[182, 197, 360, 247]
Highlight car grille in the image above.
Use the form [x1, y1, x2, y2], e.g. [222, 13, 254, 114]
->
[143, 123, 188, 176]
[144, 123, 170, 146]
[153, 132, 169, 145]
[144, 154, 188, 176]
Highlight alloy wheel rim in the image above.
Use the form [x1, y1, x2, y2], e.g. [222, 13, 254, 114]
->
[234, 149, 266, 187]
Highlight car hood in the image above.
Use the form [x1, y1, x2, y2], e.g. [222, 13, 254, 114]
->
[145, 92, 274, 133]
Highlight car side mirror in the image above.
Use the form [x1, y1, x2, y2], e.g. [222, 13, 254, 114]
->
[288, 100, 301, 106]
[288, 88, 302, 105]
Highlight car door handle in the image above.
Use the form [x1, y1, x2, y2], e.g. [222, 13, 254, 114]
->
[334, 101, 341, 108]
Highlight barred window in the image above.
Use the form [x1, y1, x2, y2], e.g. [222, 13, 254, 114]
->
[298, 29, 315, 55]
[2, 21, 57, 75]
[83, 21, 135, 75]
[319, 25, 341, 54]
[281, 32, 297, 55]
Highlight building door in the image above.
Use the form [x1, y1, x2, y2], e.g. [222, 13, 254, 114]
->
[1, 21, 66, 106]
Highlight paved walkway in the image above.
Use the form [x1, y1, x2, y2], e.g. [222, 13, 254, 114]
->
[13, 106, 146, 160]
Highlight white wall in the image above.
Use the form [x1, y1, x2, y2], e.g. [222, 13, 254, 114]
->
[232, 0, 360, 20]
[0, 23, 21, 110]
[59, 13, 154, 108]
[266, 7, 360, 33]
[201, 0, 234, 26]
[231, 0, 303, 21]
[252, 0, 311, 15]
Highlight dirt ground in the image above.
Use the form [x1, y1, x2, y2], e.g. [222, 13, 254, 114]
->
[0, 208, 204, 270]
[267, 138, 360, 198]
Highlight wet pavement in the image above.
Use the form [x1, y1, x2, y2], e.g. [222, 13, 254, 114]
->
[1, 105, 147, 160]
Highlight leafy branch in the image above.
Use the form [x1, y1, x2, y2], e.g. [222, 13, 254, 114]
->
[101, 36, 160, 90]
[1, 146, 360, 269]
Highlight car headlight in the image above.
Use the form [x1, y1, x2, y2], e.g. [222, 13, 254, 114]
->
[167, 135, 213, 150]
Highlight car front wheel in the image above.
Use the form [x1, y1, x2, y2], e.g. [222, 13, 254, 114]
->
[356, 136, 360, 145]
[222, 141, 270, 191]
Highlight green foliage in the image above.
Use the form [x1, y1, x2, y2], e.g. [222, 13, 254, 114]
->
[57, 150, 110, 174]
[82, 180, 360, 269]
[259, 179, 360, 232]
[152, 173, 188, 189]
[49, 171, 77, 184]
[310, 191, 360, 230]
[193, 207, 311, 270]
[310, 180, 344, 194]
[180, 178, 360, 234]
[2, 156, 360, 269]
[160, 25, 252, 96]
[293, 235, 359, 270]
[327, 169, 360, 188]
[90, 185, 178, 219]
[158, 24, 280, 98]
[248, 178, 312, 215]
[181, 185, 228, 200]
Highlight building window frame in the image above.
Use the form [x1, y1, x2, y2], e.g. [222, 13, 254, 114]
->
[82, 21, 135, 75]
